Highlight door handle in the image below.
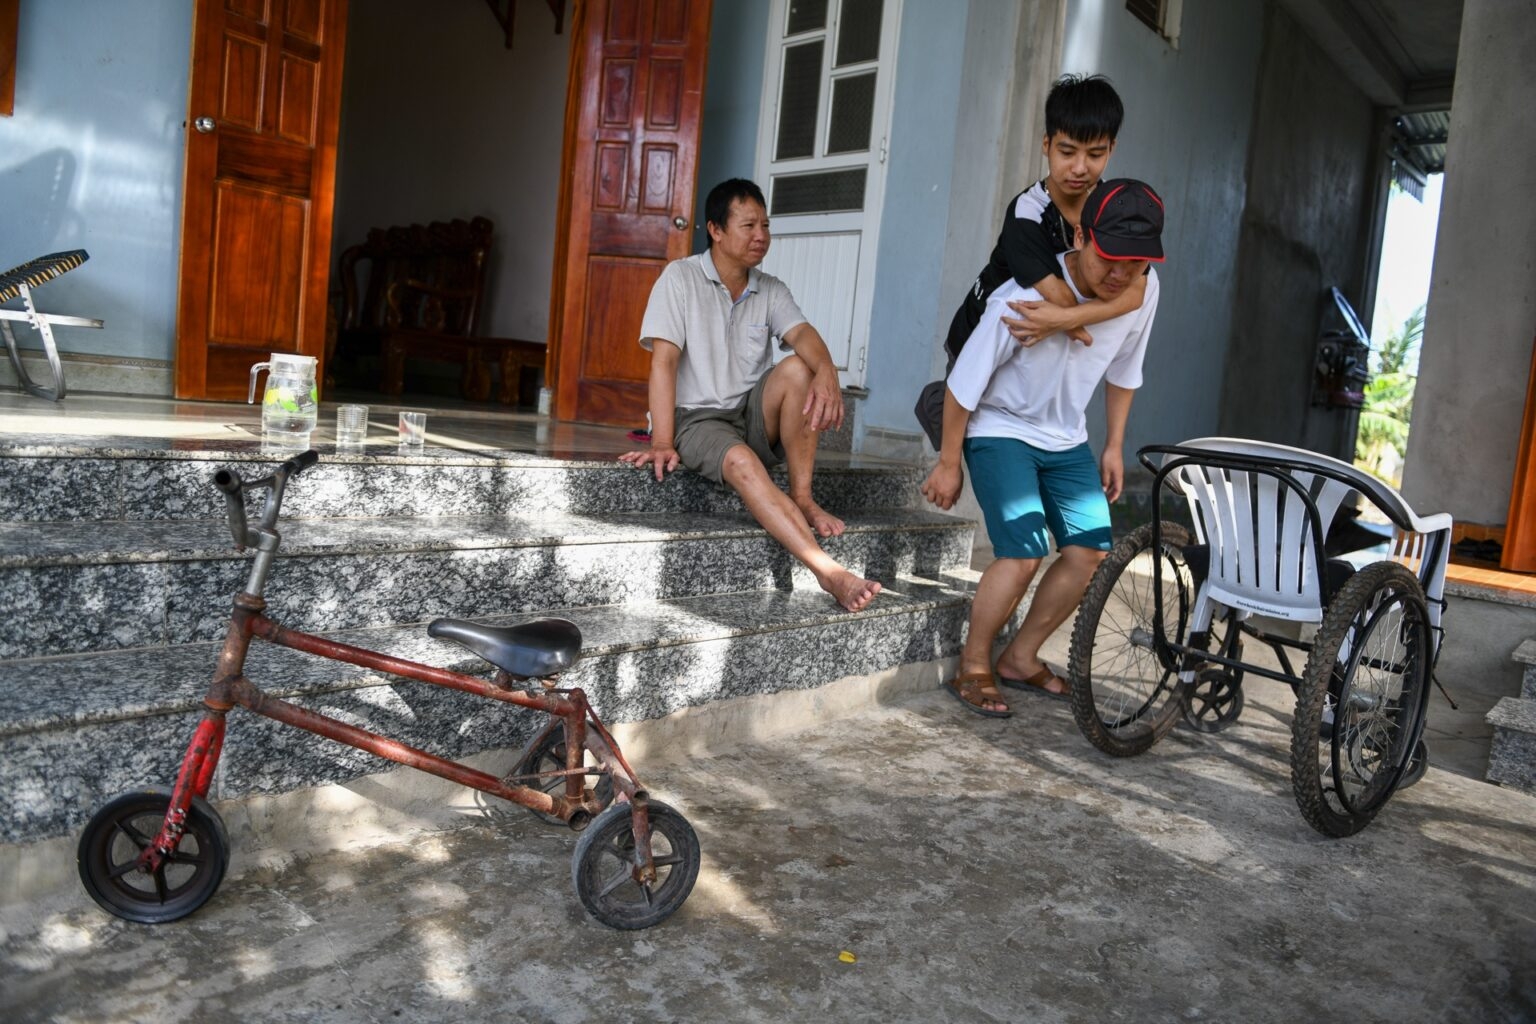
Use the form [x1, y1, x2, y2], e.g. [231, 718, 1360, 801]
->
[672, 216, 688, 230]
[194, 116, 217, 134]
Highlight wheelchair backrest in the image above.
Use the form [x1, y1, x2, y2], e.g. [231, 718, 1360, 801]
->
[1179, 461, 1355, 619]
[1142, 437, 1454, 631]
[1173, 461, 1348, 620]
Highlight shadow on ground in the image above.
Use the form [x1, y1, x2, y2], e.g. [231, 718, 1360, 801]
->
[2, 667, 1534, 1024]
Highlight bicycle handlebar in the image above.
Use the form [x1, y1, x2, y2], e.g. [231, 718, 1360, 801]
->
[214, 468, 248, 548]
[281, 449, 321, 476]
[213, 450, 321, 550]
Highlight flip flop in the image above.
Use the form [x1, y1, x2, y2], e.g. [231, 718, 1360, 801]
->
[943, 671, 1012, 718]
[996, 665, 1070, 702]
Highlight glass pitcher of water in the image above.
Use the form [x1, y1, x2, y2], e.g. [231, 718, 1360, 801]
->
[248, 353, 318, 445]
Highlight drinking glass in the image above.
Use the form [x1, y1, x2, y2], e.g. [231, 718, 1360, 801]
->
[398, 411, 427, 447]
[336, 404, 369, 445]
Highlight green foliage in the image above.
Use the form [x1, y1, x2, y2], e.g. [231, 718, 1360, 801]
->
[1355, 305, 1424, 486]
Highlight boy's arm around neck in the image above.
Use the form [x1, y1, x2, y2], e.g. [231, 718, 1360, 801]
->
[1012, 272, 1147, 343]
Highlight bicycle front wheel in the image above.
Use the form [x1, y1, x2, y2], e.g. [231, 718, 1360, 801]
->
[78, 786, 230, 923]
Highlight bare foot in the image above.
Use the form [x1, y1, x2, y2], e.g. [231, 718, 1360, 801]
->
[821, 570, 881, 612]
[793, 495, 845, 538]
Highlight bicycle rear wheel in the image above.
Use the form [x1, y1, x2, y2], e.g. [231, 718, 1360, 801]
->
[572, 800, 700, 929]
[507, 721, 615, 828]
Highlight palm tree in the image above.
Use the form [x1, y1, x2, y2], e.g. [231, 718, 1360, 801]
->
[1355, 305, 1424, 485]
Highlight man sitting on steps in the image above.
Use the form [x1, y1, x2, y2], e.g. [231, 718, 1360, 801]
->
[619, 178, 882, 613]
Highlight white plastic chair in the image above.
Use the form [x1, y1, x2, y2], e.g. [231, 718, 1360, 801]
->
[1163, 437, 1452, 644]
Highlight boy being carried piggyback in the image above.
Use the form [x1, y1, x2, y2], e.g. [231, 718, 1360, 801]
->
[916, 74, 1144, 445]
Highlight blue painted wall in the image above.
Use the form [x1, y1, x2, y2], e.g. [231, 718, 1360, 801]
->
[0, 0, 193, 362]
[689, 1, 976, 449]
[1061, 0, 1265, 456]
[858, 1, 969, 438]
[693, 0, 770, 251]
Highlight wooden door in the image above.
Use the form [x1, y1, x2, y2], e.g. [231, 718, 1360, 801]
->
[175, 0, 349, 400]
[550, 0, 712, 425]
[1503, 337, 1536, 573]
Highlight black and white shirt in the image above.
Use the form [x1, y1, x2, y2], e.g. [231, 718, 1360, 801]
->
[943, 180, 1073, 366]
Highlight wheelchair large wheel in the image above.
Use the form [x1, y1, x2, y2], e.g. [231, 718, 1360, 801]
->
[1068, 522, 1193, 757]
[78, 786, 230, 924]
[1290, 562, 1432, 837]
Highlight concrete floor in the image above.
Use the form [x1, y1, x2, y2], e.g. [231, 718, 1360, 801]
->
[3, 675, 1534, 1024]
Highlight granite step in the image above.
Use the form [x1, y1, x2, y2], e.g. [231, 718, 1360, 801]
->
[1515, 639, 1536, 699]
[0, 570, 987, 843]
[1486, 696, 1536, 794]
[0, 508, 972, 658]
[1485, 639, 1536, 794]
[0, 447, 922, 522]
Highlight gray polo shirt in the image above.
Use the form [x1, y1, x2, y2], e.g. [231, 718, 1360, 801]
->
[639, 250, 807, 410]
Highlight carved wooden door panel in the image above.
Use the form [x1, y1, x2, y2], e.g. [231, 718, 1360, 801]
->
[551, 0, 712, 425]
[175, 0, 349, 400]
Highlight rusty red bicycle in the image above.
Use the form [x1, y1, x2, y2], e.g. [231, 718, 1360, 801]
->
[76, 451, 700, 929]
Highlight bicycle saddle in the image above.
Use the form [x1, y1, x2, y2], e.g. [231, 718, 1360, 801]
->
[427, 617, 582, 679]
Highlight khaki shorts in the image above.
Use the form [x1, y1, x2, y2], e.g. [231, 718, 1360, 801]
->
[674, 374, 784, 484]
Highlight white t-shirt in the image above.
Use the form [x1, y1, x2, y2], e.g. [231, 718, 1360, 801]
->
[946, 253, 1159, 451]
[639, 251, 807, 410]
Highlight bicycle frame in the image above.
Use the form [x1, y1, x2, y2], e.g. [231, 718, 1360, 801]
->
[136, 455, 660, 886]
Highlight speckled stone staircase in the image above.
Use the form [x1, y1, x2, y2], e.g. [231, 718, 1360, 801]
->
[0, 443, 982, 844]
[1487, 639, 1536, 793]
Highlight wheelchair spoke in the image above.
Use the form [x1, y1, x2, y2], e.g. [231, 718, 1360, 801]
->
[1069, 523, 1193, 757]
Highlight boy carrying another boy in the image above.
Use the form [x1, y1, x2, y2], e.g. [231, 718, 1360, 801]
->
[922, 179, 1166, 717]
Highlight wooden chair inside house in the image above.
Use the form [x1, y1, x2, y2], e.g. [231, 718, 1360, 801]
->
[332, 217, 544, 404]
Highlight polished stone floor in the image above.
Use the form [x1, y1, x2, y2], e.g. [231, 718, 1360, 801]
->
[0, 390, 911, 468]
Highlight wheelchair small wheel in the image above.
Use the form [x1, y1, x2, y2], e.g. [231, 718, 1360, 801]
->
[1290, 562, 1432, 837]
[1068, 522, 1193, 757]
[77, 786, 230, 924]
[572, 800, 700, 930]
[508, 722, 615, 828]
[1182, 667, 1245, 733]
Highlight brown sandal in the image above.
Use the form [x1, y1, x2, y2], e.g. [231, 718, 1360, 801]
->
[944, 670, 1012, 718]
[996, 664, 1070, 702]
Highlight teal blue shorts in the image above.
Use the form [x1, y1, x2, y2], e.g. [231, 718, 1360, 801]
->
[962, 437, 1113, 559]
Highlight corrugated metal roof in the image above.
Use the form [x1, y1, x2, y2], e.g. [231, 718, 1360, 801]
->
[1391, 109, 1449, 197]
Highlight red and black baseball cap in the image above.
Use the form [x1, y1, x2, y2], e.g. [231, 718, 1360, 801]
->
[1081, 178, 1165, 262]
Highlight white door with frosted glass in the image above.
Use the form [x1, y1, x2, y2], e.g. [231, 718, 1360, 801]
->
[755, 0, 900, 388]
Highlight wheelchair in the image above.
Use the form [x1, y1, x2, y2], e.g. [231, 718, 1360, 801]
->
[1066, 437, 1453, 837]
